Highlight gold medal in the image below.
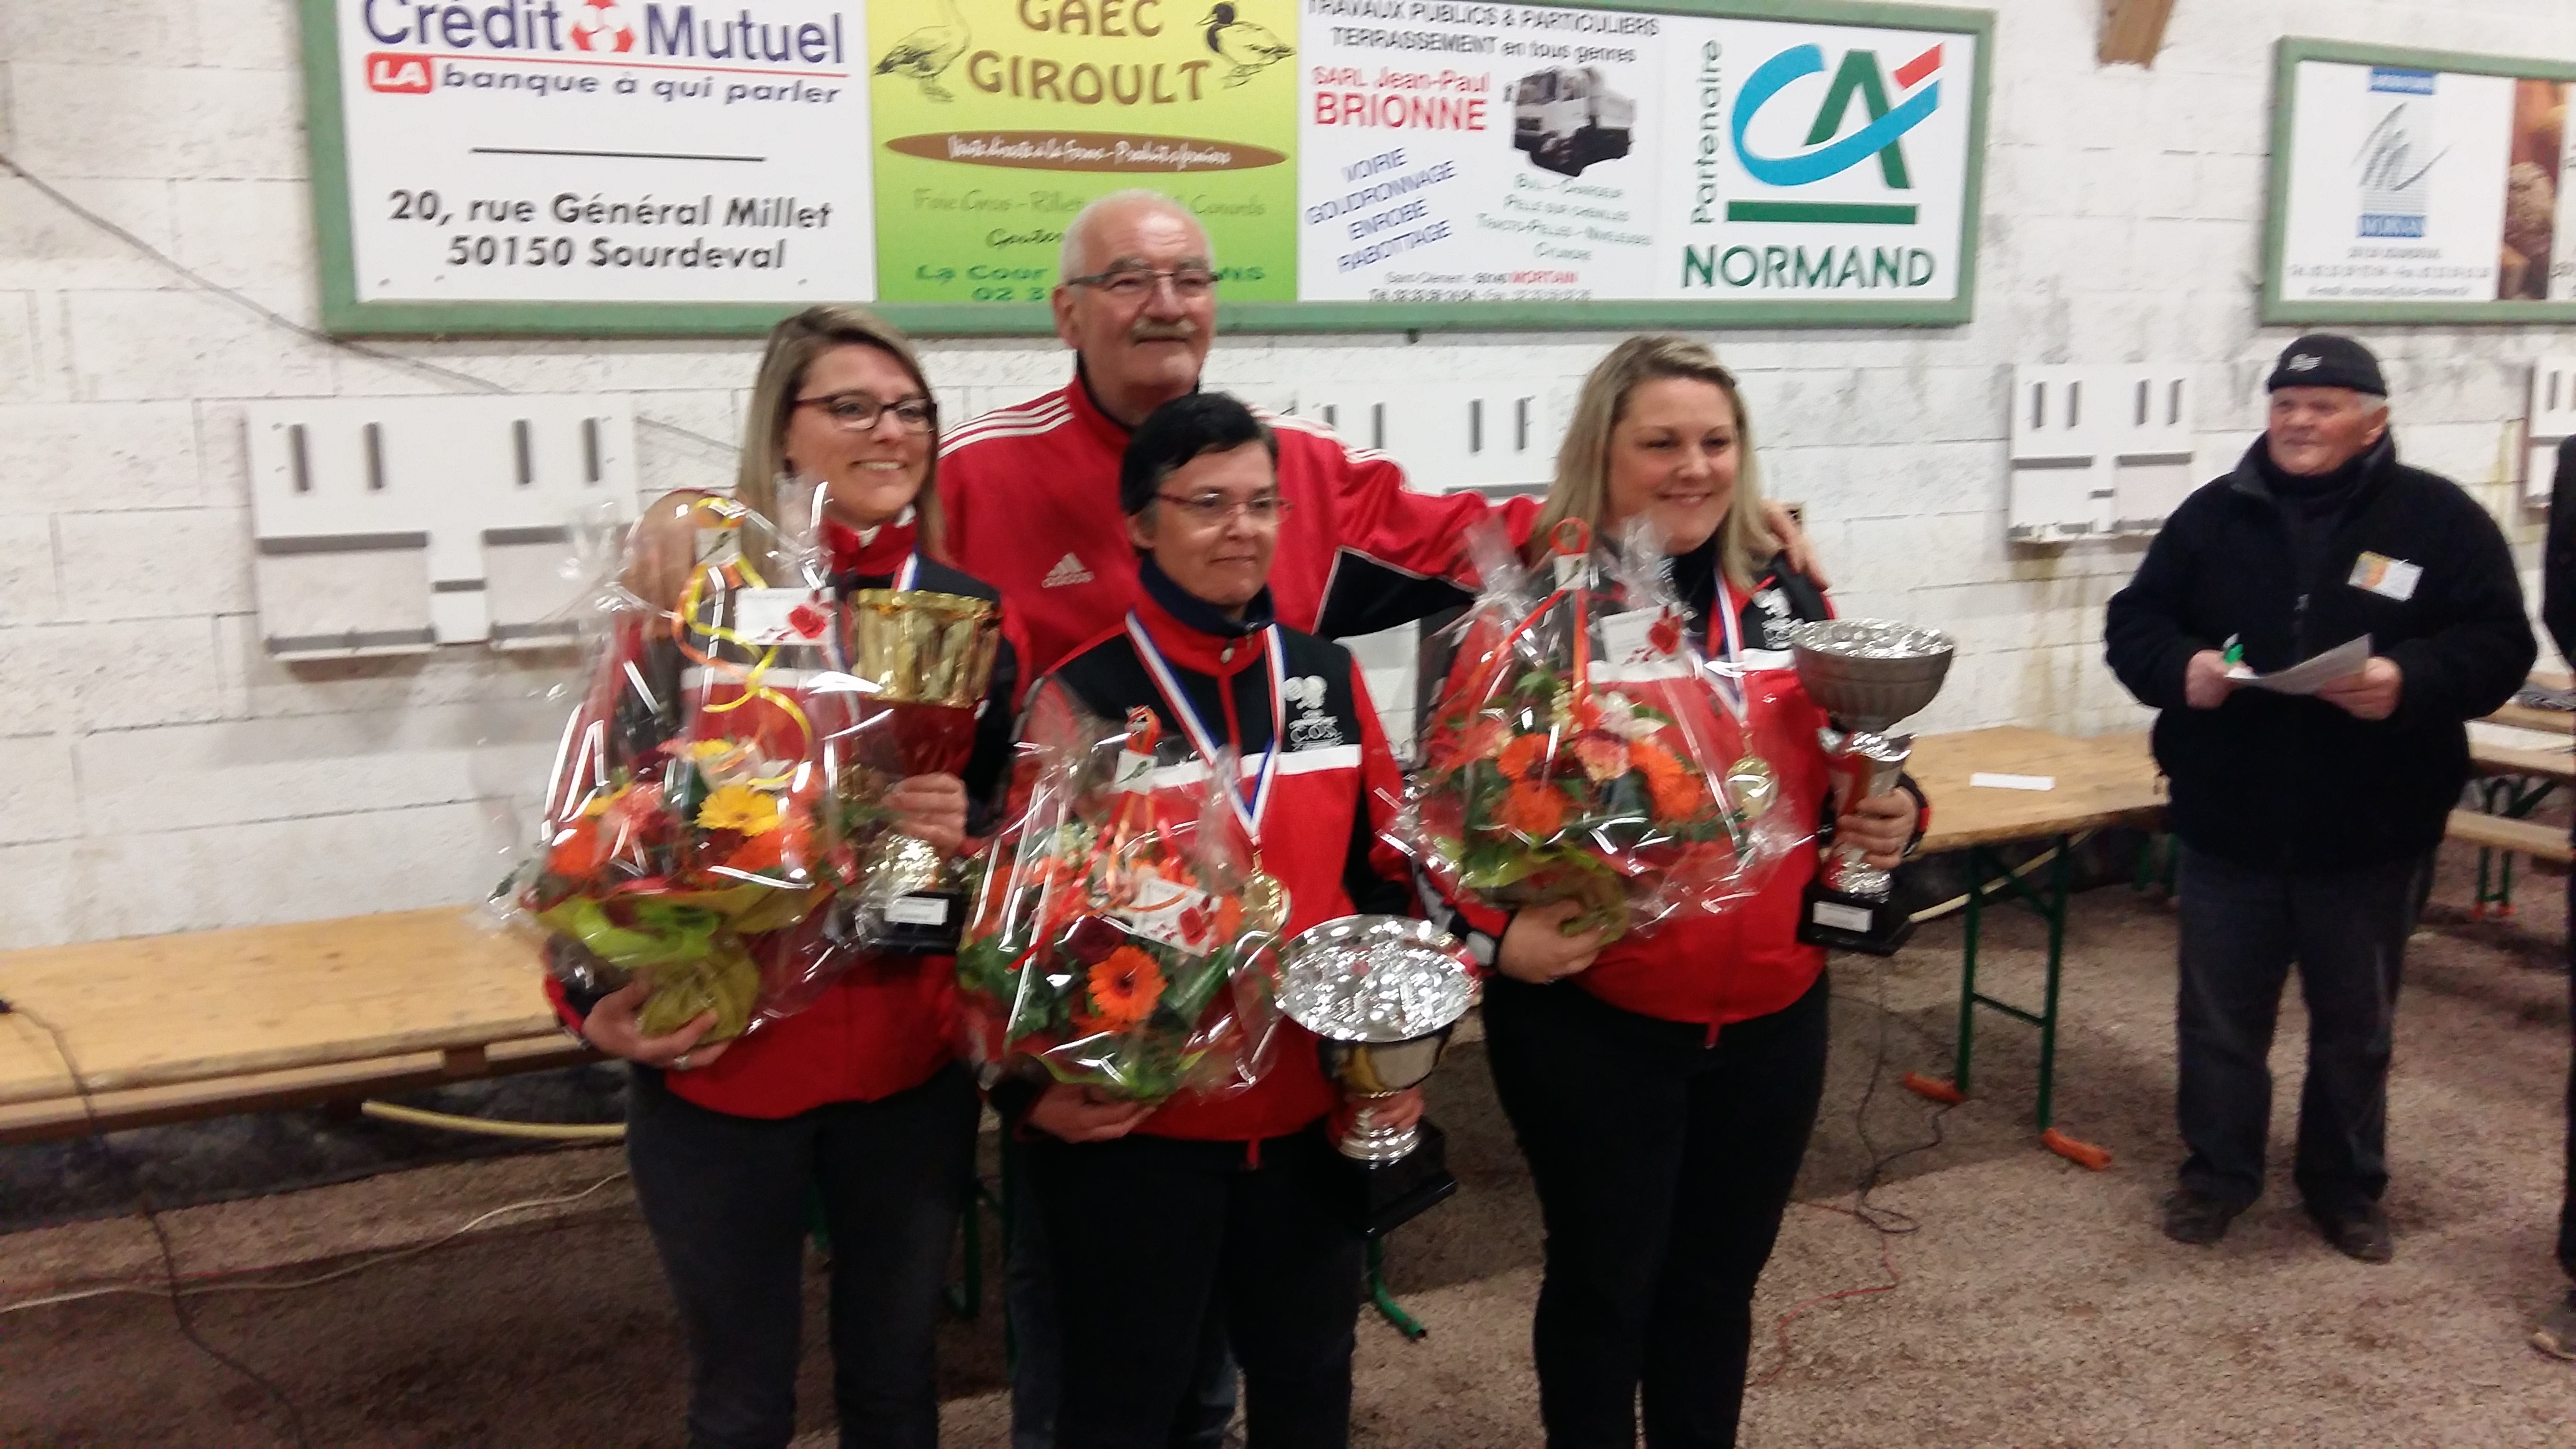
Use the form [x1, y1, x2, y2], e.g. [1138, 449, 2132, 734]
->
[1725, 755, 1778, 820]
[1239, 870, 1291, 934]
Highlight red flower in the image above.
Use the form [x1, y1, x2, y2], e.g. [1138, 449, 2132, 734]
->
[1496, 781, 1569, 839]
[1497, 733, 1552, 781]
[1647, 614, 1682, 656]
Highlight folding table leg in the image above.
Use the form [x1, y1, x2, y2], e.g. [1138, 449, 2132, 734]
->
[2033, 839, 2110, 1171]
[1903, 844, 1981, 1108]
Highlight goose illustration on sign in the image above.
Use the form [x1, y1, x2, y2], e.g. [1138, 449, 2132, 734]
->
[1204, 4, 1292, 87]
[877, 0, 970, 100]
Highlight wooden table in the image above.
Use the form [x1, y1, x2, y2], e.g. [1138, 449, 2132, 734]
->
[1903, 728, 2167, 1164]
[0, 909, 590, 1143]
[2461, 723, 2576, 915]
[2487, 668, 2575, 734]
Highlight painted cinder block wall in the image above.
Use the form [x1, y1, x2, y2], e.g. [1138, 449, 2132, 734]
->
[1, 0, 2566, 945]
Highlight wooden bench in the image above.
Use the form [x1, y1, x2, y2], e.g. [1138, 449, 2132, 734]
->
[2446, 807, 2574, 920]
[0, 909, 592, 1144]
[2447, 809, 2574, 862]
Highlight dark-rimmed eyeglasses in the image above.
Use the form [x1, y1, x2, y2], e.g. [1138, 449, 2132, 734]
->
[1065, 266, 1221, 301]
[793, 392, 937, 433]
[1156, 490, 1288, 525]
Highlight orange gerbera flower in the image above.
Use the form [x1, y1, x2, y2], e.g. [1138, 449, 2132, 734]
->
[1630, 744, 1705, 822]
[1496, 780, 1569, 839]
[1496, 732, 1553, 781]
[545, 818, 606, 878]
[1085, 947, 1166, 1032]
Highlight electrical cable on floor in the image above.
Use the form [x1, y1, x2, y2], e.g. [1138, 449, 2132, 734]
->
[1751, 961, 1961, 1390]
[0, 1170, 630, 1319]
[0, 152, 743, 462]
[358, 1100, 628, 1141]
[1, 1001, 318, 1449]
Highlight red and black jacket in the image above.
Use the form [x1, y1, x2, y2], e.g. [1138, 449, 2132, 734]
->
[1021, 558, 1413, 1146]
[546, 514, 1031, 1119]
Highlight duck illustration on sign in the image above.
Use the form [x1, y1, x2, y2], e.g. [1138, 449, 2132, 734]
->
[876, 0, 970, 100]
[1203, 4, 1291, 87]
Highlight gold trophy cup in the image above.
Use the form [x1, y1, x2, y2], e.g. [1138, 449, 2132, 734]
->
[842, 588, 1003, 954]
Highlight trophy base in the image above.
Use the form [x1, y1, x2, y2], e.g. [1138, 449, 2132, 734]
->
[1340, 1120, 1459, 1239]
[868, 889, 966, 956]
[1795, 883, 1916, 957]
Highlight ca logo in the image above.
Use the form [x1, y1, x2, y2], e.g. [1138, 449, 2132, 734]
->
[1732, 43, 1943, 189]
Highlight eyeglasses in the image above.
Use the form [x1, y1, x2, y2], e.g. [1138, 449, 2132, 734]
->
[1156, 491, 1289, 526]
[793, 392, 937, 433]
[1065, 266, 1221, 301]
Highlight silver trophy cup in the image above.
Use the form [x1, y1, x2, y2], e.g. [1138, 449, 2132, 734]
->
[1278, 915, 1477, 1233]
[1785, 620, 1954, 954]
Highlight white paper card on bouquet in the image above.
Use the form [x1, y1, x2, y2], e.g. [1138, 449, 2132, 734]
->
[1116, 873, 1222, 954]
[1593, 608, 1693, 682]
[731, 588, 830, 647]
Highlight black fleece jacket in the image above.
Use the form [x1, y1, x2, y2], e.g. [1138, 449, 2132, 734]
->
[2104, 432, 2534, 871]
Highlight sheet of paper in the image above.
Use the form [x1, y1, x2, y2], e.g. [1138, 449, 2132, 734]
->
[1969, 773, 2056, 791]
[2227, 635, 2372, 696]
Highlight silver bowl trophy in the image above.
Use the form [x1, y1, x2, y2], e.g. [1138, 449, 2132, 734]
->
[1277, 915, 1478, 1237]
[1785, 619, 1954, 956]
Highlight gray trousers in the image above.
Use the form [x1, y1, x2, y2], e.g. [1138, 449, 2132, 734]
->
[2174, 845, 2427, 1217]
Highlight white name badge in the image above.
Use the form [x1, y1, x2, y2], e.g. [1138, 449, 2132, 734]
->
[2348, 552, 2421, 603]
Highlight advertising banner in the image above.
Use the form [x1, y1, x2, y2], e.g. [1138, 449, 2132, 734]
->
[2266, 39, 2576, 324]
[301, 0, 1990, 333]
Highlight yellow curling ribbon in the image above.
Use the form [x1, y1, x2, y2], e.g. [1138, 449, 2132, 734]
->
[667, 542, 816, 784]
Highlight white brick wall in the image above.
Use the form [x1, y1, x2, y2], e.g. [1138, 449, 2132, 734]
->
[2, 0, 2571, 943]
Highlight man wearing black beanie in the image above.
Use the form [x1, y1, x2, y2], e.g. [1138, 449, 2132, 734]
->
[2105, 334, 2535, 1263]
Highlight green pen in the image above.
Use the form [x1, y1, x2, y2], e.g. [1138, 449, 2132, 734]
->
[2221, 634, 2243, 668]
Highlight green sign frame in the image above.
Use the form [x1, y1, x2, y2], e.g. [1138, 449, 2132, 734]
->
[300, 0, 1993, 337]
[2262, 35, 2576, 327]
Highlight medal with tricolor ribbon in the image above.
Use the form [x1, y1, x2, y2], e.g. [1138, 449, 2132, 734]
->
[1123, 612, 1294, 934]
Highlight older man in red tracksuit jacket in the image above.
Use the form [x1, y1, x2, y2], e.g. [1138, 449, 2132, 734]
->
[939, 188, 1545, 675]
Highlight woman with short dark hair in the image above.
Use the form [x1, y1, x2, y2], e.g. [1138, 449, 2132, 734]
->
[1003, 391, 1415, 1449]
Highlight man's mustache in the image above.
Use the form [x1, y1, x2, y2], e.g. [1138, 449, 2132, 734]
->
[1129, 320, 1199, 343]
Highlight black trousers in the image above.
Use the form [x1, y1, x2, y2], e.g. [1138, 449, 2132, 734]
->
[1023, 1126, 1364, 1449]
[625, 1062, 981, 1449]
[1483, 970, 1832, 1449]
[2173, 845, 2424, 1216]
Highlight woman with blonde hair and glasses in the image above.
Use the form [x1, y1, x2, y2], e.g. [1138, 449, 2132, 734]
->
[1468, 335, 1926, 1448]
[545, 305, 1028, 1449]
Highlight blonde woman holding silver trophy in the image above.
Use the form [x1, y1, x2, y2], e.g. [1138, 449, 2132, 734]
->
[1465, 334, 1926, 1449]
[544, 305, 1028, 1449]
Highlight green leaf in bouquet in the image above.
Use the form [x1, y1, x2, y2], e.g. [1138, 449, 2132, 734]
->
[633, 940, 763, 1040]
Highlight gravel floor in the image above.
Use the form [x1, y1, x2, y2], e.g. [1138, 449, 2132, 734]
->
[4, 839, 2570, 1447]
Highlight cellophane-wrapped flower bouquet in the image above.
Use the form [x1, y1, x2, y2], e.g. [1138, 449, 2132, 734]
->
[957, 689, 1282, 1103]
